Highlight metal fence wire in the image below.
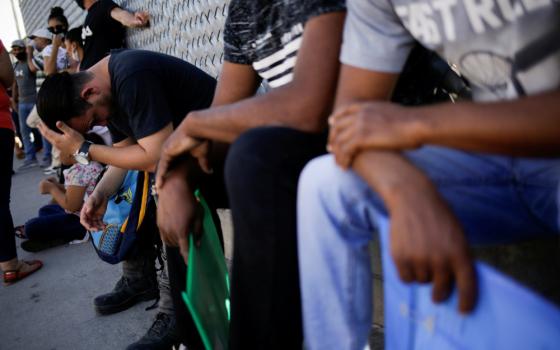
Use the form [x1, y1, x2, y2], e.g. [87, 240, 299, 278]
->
[18, 0, 231, 78]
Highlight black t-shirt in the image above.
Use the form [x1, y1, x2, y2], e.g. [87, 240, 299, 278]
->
[81, 0, 125, 70]
[107, 49, 217, 143]
[224, 0, 345, 88]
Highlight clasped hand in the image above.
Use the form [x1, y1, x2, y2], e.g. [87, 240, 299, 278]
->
[328, 102, 420, 168]
[332, 102, 477, 313]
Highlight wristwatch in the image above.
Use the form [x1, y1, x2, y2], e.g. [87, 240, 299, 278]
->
[73, 141, 93, 165]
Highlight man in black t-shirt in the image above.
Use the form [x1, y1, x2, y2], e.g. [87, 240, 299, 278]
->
[37, 49, 217, 350]
[75, 0, 149, 70]
[153, 0, 346, 348]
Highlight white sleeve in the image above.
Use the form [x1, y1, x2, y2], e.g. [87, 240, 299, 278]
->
[42, 45, 52, 58]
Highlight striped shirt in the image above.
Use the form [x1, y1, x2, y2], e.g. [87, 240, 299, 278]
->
[224, 0, 345, 89]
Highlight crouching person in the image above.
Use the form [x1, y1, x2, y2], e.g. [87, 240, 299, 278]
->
[16, 133, 105, 252]
[36, 49, 216, 349]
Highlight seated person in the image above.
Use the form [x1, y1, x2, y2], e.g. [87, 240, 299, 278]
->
[15, 133, 105, 250]
[297, 0, 560, 349]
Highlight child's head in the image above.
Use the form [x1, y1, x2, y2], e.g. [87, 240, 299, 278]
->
[60, 132, 106, 166]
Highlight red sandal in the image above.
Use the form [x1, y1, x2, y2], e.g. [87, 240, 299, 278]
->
[3, 260, 43, 286]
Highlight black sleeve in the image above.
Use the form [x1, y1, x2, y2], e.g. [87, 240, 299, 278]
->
[118, 71, 173, 141]
[304, 0, 346, 22]
[101, 0, 120, 16]
[223, 0, 254, 65]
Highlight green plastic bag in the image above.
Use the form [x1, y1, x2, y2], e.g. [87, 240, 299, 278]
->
[182, 190, 230, 350]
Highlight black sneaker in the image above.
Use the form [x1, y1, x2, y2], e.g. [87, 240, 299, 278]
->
[94, 276, 158, 315]
[126, 312, 182, 350]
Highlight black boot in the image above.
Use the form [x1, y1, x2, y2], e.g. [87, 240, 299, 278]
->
[93, 276, 159, 315]
[126, 312, 182, 350]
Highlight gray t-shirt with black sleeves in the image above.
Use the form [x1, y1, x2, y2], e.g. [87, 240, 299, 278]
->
[13, 61, 36, 104]
[342, 0, 560, 102]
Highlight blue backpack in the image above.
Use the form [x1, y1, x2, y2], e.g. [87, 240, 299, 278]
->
[91, 170, 151, 264]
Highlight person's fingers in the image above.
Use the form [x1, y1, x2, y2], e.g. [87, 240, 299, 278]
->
[431, 262, 453, 303]
[455, 255, 477, 313]
[330, 112, 355, 134]
[197, 155, 213, 174]
[394, 258, 415, 283]
[178, 235, 189, 264]
[413, 260, 432, 284]
[333, 125, 358, 161]
[328, 113, 354, 148]
[38, 122, 55, 140]
[55, 121, 73, 134]
[155, 158, 169, 189]
[330, 103, 361, 122]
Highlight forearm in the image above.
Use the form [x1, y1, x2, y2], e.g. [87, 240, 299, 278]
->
[93, 166, 128, 198]
[186, 86, 329, 143]
[89, 144, 157, 171]
[48, 186, 68, 209]
[26, 56, 38, 73]
[110, 8, 145, 28]
[44, 52, 57, 76]
[413, 90, 560, 156]
[352, 150, 434, 211]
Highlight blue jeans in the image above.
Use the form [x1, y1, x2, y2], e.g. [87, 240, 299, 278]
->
[25, 204, 86, 241]
[297, 147, 560, 350]
[42, 136, 52, 160]
[18, 102, 36, 161]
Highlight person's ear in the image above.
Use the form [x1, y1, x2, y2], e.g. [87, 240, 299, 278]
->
[81, 86, 98, 101]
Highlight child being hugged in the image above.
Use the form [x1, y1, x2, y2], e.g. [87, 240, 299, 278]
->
[15, 133, 106, 251]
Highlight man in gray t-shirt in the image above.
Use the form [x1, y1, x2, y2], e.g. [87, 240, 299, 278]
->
[10, 40, 39, 168]
[297, 0, 560, 348]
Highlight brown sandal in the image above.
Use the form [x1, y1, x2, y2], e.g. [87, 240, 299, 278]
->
[3, 260, 43, 286]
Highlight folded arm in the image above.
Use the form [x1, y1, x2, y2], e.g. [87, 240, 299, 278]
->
[183, 12, 346, 143]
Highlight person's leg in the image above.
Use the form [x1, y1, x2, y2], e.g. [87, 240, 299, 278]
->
[94, 236, 159, 315]
[11, 110, 21, 141]
[0, 128, 17, 263]
[158, 162, 227, 350]
[225, 126, 326, 349]
[25, 205, 86, 241]
[37, 203, 64, 217]
[126, 244, 186, 350]
[165, 246, 205, 350]
[297, 150, 560, 350]
[17, 103, 37, 165]
[0, 128, 42, 281]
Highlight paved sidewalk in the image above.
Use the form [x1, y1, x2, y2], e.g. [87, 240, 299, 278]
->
[1, 154, 384, 350]
[0, 156, 157, 350]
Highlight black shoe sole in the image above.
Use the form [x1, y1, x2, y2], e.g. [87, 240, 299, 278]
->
[94, 288, 159, 315]
[21, 238, 69, 252]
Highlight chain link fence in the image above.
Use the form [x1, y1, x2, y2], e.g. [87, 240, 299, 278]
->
[18, 0, 230, 77]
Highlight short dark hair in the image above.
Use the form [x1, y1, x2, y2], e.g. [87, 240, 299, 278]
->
[66, 26, 84, 48]
[37, 71, 94, 132]
[75, 0, 85, 9]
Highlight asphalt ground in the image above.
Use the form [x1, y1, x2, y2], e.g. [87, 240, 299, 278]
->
[0, 154, 156, 350]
